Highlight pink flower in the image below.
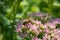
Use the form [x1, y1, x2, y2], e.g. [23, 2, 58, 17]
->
[35, 20, 41, 24]
[28, 23, 38, 30]
[16, 13, 60, 40]
[43, 37, 47, 40]
[42, 34, 48, 40]
[45, 29, 50, 34]
[28, 23, 40, 35]
[32, 37, 40, 40]
[53, 18, 60, 24]
[57, 30, 60, 37]
[48, 23, 55, 29]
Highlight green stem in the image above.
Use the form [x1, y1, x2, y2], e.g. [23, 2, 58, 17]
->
[48, 0, 54, 14]
[12, 0, 22, 40]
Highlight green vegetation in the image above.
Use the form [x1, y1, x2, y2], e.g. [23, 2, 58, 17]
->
[0, 0, 60, 40]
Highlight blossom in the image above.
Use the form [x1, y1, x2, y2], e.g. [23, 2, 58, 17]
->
[53, 18, 60, 24]
[35, 20, 41, 25]
[16, 13, 60, 40]
[32, 37, 40, 40]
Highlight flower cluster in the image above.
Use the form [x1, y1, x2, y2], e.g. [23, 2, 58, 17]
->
[16, 13, 60, 40]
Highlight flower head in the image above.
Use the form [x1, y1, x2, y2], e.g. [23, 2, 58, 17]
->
[16, 12, 60, 40]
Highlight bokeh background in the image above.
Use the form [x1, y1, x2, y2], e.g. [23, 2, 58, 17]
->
[0, 0, 60, 40]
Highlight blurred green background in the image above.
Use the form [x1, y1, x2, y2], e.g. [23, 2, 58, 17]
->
[0, 0, 60, 40]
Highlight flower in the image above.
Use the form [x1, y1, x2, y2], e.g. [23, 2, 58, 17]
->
[32, 37, 40, 40]
[53, 18, 60, 24]
[16, 13, 60, 40]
